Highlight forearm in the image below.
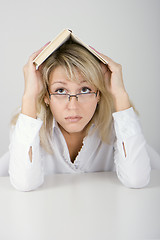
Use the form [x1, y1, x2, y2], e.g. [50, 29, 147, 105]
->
[113, 108, 151, 188]
[9, 114, 44, 191]
[21, 94, 37, 119]
[113, 91, 131, 112]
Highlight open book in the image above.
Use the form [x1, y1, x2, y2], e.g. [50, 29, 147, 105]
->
[33, 29, 108, 68]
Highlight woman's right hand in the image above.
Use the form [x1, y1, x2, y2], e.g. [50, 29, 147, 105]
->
[21, 42, 50, 118]
[23, 42, 50, 99]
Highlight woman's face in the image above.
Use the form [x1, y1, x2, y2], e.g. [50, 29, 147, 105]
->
[45, 66, 100, 135]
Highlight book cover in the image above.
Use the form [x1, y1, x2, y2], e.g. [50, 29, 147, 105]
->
[33, 29, 108, 67]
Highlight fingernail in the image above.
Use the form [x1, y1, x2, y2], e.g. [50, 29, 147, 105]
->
[44, 41, 51, 47]
[89, 46, 100, 54]
[89, 45, 95, 50]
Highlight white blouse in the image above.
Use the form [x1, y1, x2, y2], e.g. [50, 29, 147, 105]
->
[2, 107, 152, 191]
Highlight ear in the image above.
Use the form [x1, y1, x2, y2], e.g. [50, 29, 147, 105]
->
[97, 91, 101, 103]
[44, 96, 49, 105]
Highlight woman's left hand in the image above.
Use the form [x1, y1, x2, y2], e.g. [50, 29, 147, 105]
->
[90, 47, 131, 111]
[100, 54, 126, 96]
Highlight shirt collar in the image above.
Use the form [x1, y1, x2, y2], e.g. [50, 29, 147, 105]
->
[53, 118, 59, 130]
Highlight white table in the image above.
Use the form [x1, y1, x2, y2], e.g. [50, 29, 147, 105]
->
[0, 171, 160, 240]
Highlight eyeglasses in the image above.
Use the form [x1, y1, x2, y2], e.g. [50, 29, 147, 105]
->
[47, 86, 98, 103]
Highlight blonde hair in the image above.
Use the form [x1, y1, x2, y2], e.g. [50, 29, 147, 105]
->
[11, 42, 134, 154]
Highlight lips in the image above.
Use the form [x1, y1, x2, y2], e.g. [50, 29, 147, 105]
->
[65, 116, 82, 122]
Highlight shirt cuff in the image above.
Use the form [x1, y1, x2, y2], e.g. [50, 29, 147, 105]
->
[112, 107, 142, 140]
[11, 113, 43, 146]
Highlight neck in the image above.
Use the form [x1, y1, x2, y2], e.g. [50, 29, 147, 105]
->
[58, 124, 86, 141]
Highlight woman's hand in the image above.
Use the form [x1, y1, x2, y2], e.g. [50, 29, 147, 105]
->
[23, 42, 50, 99]
[22, 42, 50, 118]
[90, 47, 131, 112]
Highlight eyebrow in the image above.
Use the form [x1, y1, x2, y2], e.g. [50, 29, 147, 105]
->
[50, 81, 67, 85]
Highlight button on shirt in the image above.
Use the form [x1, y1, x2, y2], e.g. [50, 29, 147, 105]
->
[8, 107, 151, 191]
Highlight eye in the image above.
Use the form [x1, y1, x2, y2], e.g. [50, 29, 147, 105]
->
[55, 88, 67, 94]
[81, 87, 92, 94]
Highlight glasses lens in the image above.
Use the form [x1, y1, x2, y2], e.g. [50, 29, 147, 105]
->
[52, 95, 68, 102]
[78, 93, 95, 103]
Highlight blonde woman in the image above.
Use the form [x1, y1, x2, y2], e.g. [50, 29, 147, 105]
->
[2, 42, 152, 191]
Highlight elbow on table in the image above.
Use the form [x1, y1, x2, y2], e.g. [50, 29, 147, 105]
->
[125, 176, 150, 189]
[9, 172, 44, 192]
[117, 166, 151, 189]
[120, 172, 151, 189]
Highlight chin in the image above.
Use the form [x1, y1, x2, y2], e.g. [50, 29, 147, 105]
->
[62, 123, 86, 134]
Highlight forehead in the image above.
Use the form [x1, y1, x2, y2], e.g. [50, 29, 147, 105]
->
[49, 66, 86, 85]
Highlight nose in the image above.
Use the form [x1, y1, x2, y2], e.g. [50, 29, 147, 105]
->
[67, 96, 79, 109]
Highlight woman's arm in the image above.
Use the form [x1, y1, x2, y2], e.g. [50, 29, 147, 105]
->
[112, 107, 151, 188]
[9, 114, 44, 191]
[9, 44, 49, 191]
[91, 48, 151, 187]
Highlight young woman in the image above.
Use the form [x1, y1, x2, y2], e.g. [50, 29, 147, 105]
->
[2, 42, 151, 191]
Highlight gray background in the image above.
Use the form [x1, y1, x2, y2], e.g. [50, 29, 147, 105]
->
[0, 0, 160, 156]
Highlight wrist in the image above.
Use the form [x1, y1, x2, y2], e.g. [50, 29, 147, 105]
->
[21, 95, 37, 119]
[23, 91, 38, 101]
[113, 91, 131, 112]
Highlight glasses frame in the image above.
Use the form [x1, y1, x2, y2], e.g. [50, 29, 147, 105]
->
[46, 85, 98, 102]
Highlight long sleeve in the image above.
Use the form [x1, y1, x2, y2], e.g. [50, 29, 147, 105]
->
[112, 107, 151, 188]
[9, 114, 44, 191]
